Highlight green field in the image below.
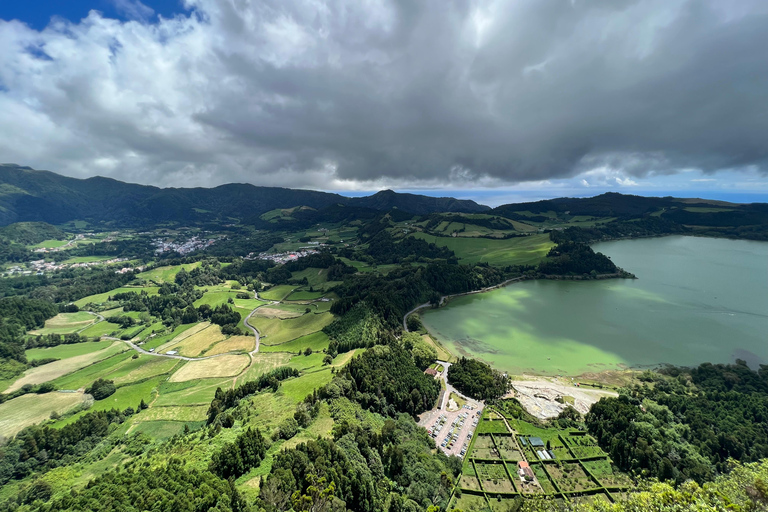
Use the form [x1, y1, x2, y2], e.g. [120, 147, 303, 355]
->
[285, 289, 325, 301]
[29, 312, 97, 335]
[259, 285, 296, 301]
[73, 286, 159, 308]
[259, 331, 330, 353]
[0, 392, 86, 439]
[136, 262, 201, 284]
[248, 312, 334, 345]
[412, 232, 554, 266]
[26, 340, 115, 361]
[29, 239, 70, 249]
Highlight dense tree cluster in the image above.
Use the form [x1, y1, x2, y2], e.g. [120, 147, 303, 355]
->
[25, 333, 88, 350]
[5, 459, 247, 512]
[587, 362, 768, 484]
[85, 378, 116, 400]
[538, 241, 618, 275]
[0, 268, 137, 304]
[209, 427, 268, 480]
[0, 409, 131, 485]
[323, 303, 389, 357]
[259, 413, 460, 512]
[364, 230, 455, 264]
[447, 357, 510, 400]
[0, 297, 58, 366]
[340, 344, 440, 417]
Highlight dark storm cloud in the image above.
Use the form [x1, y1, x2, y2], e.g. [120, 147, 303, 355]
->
[0, 0, 767, 188]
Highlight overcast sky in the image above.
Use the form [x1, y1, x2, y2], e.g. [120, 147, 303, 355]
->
[1, 0, 767, 203]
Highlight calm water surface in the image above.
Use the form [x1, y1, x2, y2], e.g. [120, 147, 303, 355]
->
[420, 236, 768, 375]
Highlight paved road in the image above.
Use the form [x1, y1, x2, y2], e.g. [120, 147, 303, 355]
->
[97, 288, 268, 360]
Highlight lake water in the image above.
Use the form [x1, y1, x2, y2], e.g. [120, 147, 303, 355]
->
[420, 236, 768, 376]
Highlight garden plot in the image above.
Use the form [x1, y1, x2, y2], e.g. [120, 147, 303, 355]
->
[471, 435, 500, 459]
[583, 460, 632, 488]
[547, 462, 597, 492]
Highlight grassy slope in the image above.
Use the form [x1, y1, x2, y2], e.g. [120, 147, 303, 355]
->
[412, 232, 554, 266]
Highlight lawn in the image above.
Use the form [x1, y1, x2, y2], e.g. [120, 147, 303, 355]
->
[411, 232, 554, 266]
[0, 392, 86, 439]
[248, 312, 334, 345]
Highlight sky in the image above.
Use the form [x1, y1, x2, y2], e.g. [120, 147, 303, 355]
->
[1, 0, 767, 206]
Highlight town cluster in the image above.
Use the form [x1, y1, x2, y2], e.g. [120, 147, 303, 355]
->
[153, 236, 217, 255]
[253, 248, 319, 264]
[5, 257, 130, 276]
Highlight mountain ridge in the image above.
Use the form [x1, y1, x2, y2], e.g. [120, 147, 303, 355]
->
[0, 164, 490, 226]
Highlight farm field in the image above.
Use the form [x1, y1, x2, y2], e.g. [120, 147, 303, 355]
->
[248, 312, 334, 346]
[259, 331, 330, 354]
[169, 354, 250, 382]
[73, 286, 159, 308]
[136, 262, 201, 283]
[6, 342, 128, 392]
[29, 312, 97, 335]
[0, 392, 86, 439]
[79, 320, 122, 338]
[411, 232, 554, 266]
[156, 322, 226, 356]
[259, 285, 296, 301]
[205, 335, 254, 355]
[26, 340, 115, 361]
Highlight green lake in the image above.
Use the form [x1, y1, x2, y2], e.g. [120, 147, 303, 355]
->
[420, 236, 768, 376]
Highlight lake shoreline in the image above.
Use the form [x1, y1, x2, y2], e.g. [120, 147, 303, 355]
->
[418, 236, 768, 378]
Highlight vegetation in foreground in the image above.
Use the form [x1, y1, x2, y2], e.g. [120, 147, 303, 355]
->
[0, 181, 766, 511]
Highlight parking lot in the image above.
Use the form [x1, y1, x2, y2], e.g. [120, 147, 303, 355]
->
[419, 398, 483, 458]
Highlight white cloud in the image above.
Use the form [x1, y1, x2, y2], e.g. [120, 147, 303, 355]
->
[111, 0, 154, 21]
[0, 0, 767, 190]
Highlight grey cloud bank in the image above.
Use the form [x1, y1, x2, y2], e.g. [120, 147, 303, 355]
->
[0, 0, 766, 191]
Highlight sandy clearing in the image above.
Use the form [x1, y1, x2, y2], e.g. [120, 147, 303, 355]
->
[6, 342, 125, 392]
[508, 376, 617, 420]
[169, 354, 250, 382]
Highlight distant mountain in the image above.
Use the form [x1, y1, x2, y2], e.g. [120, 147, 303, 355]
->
[492, 192, 768, 240]
[0, 165, 489, 227]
